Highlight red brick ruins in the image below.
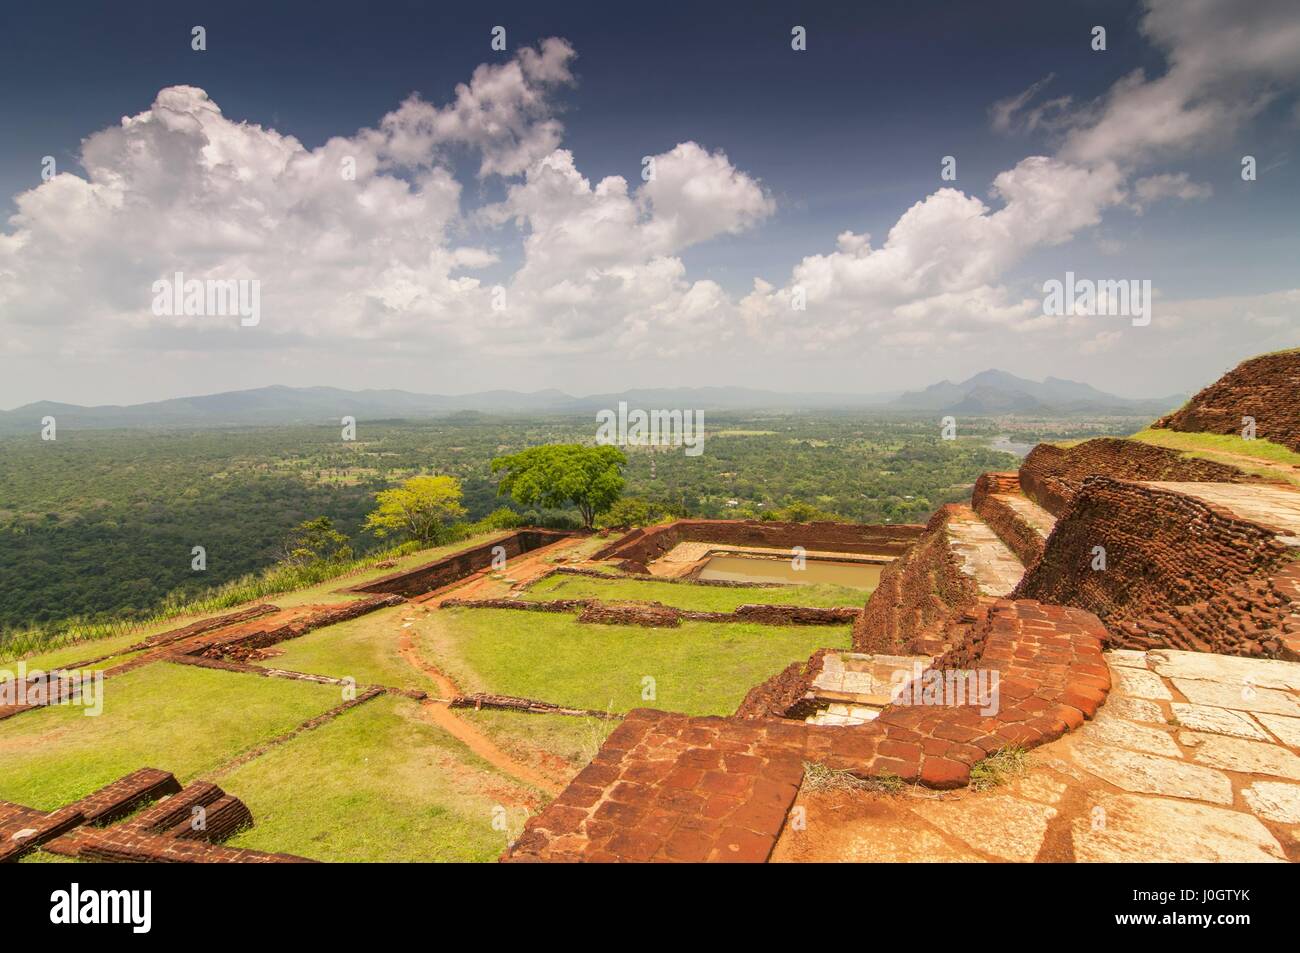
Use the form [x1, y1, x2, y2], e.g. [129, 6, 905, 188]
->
[1019, 437, 1254, 516]
[508, 354, 1300, 861]
[852, 506, 979, 656]
[593, 518, 923, 566]
[507, 599, 1110, 862]
[1154, 349, 1300, 452]
[0, 768, 308, 863]
[8, 352, 1298, 864]
[1016, 477, 1300, 658]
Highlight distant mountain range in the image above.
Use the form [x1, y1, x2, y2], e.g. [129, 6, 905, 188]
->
[889, 369, 1184, 415]
[0, 372, 1184, 434]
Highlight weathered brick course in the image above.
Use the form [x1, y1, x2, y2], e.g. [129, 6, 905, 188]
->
[1153, 349, 1300, 452]
[1015, 477, 1297, 658]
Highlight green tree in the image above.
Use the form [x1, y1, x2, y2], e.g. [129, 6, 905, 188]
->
[761, 500, 844, 522]
[491, 444, 626, 529]
[279, 516, 353, 566]
[364, 475, 467, 545]
[596, 496, 669, 529]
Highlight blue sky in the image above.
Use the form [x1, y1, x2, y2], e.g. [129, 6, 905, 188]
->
[0, 0, 1296, 406]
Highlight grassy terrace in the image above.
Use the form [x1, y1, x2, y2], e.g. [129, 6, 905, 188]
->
[0, 529, 858, 861]
[220, 694, 538, 863]
[521, 571, 869, 611]
[252, 603, 440, 693]
[1128, 427, 1300, 485]
[0, 662, 344, 809]
[421, 606, 849, 716]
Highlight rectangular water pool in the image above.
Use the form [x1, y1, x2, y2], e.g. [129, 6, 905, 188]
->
[696, 554, 883, 589]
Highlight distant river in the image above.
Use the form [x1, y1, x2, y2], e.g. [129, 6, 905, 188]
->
[988, 434, 1034, 458]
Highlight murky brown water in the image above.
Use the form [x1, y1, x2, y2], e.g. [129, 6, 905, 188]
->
[696, 554, 883, 589]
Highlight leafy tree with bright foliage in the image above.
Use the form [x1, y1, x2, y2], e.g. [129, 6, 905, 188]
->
[491, 444, 626, 529]
[364, 475, 467, 545]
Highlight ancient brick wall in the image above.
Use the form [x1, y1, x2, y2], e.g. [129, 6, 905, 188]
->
[852, 506, 980, 655]
[971, 471, 1022, 503]
[973, 492, 1045, 569]
[594, 519, 924, 564]
[576, 602, 683, 627]
[193, 595, 403, 661]
[1153, 349, 1300, 452]
[734, 648, 833, 719]
[1019, 438, 1254, 516]
[1014, 477, 1297, 657]
[352, 530, 572, 597]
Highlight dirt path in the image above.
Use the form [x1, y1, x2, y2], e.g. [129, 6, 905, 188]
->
[398, 629, 460, 700]
[414, 699, 563, 795]
[397, 614, 568, 794]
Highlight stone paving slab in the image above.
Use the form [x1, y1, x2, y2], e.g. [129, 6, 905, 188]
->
[909, 793, 1058, 862]
[1179, 731, 1300, 780]
[1243, 781, 1300, 824]
[1149, 649, 1300, 692]
[1111, 666, 1173, 700]
[997, 493, 1057, 537]
[1146, 482, 1300, 537]
[1171, 702, 1270, 740]
[1255, 712, 1300, 747]
[1078, 716, 1181, 757]
[1071, 743, 1235, 804]
[1071, 793, 1286, 862]
[1173, 677, 1300, 716]
[945, 508, 1026, 596]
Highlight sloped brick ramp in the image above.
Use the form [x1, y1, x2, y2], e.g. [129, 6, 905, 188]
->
[505, 598, 1110, 862]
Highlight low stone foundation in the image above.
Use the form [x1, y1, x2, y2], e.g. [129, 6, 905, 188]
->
[189, 595, 403, 663]
[450, 692, 620, 719]
[441, 596, 861, 628]
[595, 519, 923, 565]
[349, 529, 573, 597]
[577, 602, 682, 627]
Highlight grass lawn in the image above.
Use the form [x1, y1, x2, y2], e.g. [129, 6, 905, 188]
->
[459, 708, 617, 775]
[0, 635, 148, 679]
[423, 606, 850, 716]
[221, 694, 539, 862]
[252, 604, 439, 692]
[522, 572, 868, 611]
[0, 662, 343, 810]
[1129, 427, 1300, 485]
